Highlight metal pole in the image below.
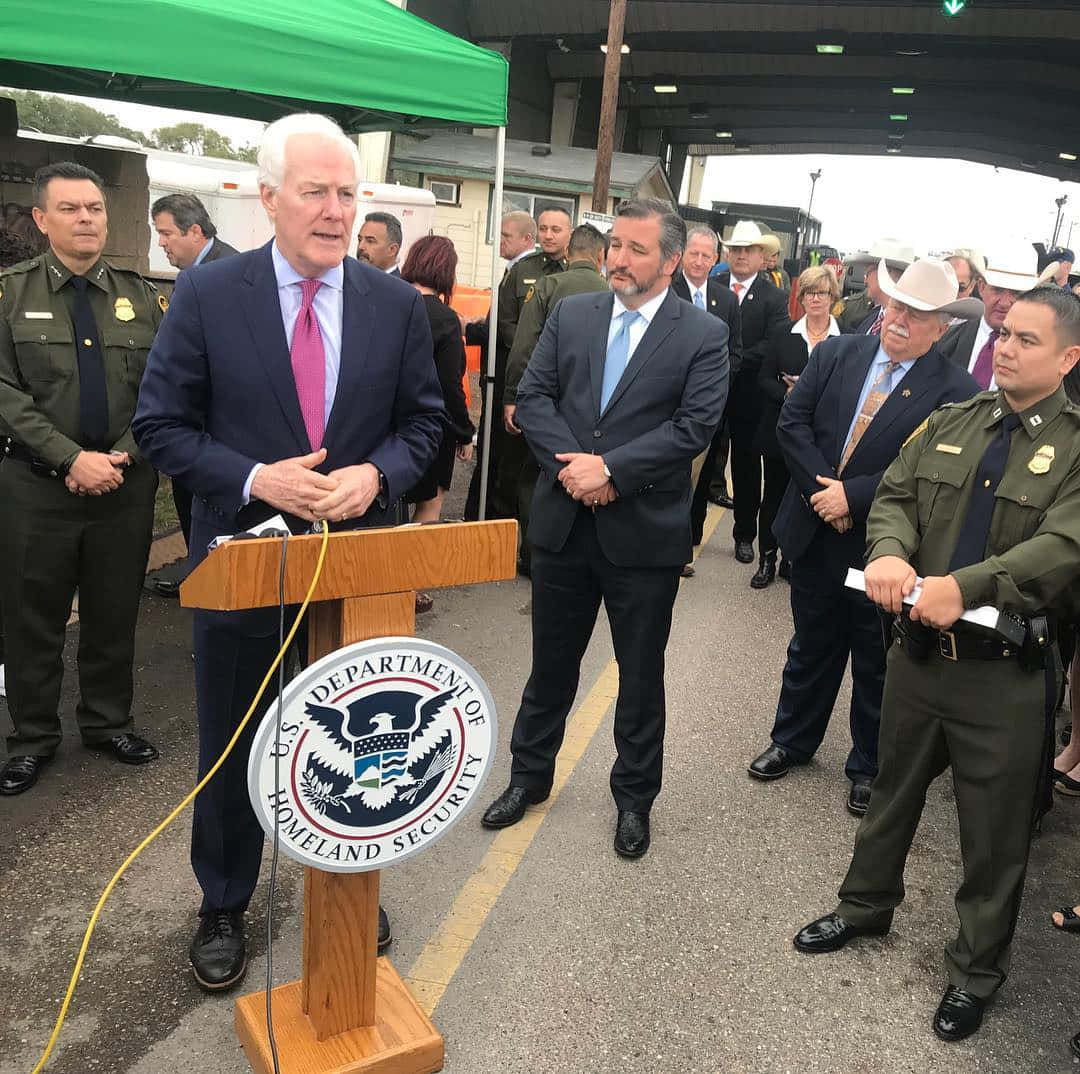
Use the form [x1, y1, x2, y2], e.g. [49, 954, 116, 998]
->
[477, 125, 507, 522]
[802, 169, 821, 259]
[592, 0, 628, 213]
[1052, 195, 1068, 248]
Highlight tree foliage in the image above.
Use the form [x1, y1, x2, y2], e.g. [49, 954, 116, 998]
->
[4, 89, 258, 162]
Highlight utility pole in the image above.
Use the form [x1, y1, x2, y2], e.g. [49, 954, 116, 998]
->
[592, 0, 628, 213]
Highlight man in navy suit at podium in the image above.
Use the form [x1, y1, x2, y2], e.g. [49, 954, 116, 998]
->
[134, 114, 443, 993]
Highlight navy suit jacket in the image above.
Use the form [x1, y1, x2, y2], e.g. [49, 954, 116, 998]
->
[772, 334, 979, 566]
[515, 287, 729, 567]
[670, 274, 743, 375]
[133, 242, 444, 572]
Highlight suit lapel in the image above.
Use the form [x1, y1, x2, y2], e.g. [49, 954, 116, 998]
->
[323, 261, 371, 448]
[602, 289, 680, 415]
[833, 336, 878, 465]
[240, 243, 309, 453]
[589, 292, 616, 418]
[850, 350, 937, 463]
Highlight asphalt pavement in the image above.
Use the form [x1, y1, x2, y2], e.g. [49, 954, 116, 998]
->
[1, 468, 1078, 1074]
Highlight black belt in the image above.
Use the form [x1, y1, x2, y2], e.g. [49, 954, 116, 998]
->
[2, 437, 65, 479]
[894, 616, 1020, 662]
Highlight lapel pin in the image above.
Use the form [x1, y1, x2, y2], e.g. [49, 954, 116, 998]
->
[901, 388, 911, 397]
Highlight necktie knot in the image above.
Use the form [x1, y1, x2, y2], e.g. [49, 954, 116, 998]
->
[694, 289, 706, 309]
[733, 283, 745, 298]
[300, 277, 322, 309]
[70, 274, 88, 292]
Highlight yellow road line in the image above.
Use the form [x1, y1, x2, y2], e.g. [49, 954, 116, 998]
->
[406, 504, 726, 1014]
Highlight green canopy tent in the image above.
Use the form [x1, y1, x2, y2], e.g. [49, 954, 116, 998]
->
[1, 0, 510, 515]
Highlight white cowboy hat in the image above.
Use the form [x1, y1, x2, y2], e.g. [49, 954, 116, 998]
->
[876, 257, 984, 319]
[724, 220, 767, 248]
[759, 233, 783, 256]
[981, 242, 1042, 291]
[847, 238, 916, 272]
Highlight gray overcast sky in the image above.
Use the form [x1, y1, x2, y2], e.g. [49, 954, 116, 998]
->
[41, 93, 1080, 259]
[698, 152, 1080, 257]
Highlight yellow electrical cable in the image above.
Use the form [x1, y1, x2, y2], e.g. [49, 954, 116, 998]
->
[30, 520, 330, 1074]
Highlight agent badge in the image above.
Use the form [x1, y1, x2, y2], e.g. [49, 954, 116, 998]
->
[1028, 444, 1055, 475]
[114, 296, 135, 322]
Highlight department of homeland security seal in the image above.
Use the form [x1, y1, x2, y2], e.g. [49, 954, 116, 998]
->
[248, 637, 496, 872]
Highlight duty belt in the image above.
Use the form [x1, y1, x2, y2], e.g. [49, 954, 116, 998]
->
[2, 437, 64, 479]
[894, 612, 1053, 664]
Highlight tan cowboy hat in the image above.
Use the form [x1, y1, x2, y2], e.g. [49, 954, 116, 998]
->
[981, 242, 1042, 291]
[724, 220, 767, 248]
[759, 233, 782, 256]
[847, 238, 915, 272]
[876, 257, 984, 319]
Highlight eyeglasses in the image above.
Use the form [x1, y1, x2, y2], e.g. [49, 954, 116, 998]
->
[802, 290, 832, 299]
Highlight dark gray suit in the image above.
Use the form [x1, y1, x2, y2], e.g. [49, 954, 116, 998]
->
[936, 318, 980, 370]
[510, 287, 728, 809]
[200, 237, 240, 264]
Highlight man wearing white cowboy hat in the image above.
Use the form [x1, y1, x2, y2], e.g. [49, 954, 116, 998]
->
[837, 239, 915, 334]
[715, 220, 790, 566]
[938, 242, 1043, 389]
[749, 259, 979, 817]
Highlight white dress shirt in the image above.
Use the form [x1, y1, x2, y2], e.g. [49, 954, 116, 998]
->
[966, 317, 997, 391]
[243, 243, 346, 502]
[791, 314, 840, 350]
[609, 287, 669, 364]
[729, 273, 756, 304]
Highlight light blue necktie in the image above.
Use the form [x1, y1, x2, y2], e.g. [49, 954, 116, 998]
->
[693, 289, 706, 309]
[600, 309, 640, 412]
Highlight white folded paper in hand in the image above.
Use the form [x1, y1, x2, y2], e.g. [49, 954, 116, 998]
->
[845, 568, 1018, 638]
[209, 514, 291, 551]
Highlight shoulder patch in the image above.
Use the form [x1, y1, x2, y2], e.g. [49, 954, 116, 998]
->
[157, 293, 169, 314]
[903, 419, 929, 448]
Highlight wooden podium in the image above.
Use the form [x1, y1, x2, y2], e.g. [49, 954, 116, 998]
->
[181, 520, 517, 1074]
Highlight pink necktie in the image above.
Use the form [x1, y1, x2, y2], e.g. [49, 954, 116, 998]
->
[291, 278, 326, 450]
[971, 334, 995, 390]
[733, 283, 745, 302]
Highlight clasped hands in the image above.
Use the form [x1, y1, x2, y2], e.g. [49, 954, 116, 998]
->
[864, 555, 964, 630]
[811, 474, 852, 533]
[555, 452, 617, 507]
[251, 449, 380, 523]
[65, 450, 129, 495]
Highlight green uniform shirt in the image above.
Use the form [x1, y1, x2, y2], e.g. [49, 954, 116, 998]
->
[504, 259, 609, 403]
[498, 248, 567, 354]
[866, 386, 1080, 618]
[836, 289, 874, 333]
[0, 250, 163, 470]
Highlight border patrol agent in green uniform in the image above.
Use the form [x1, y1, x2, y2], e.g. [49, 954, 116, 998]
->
[503, 224, 610, 549]
[793, 286, 1080, 1043]
[0, 162, 161, 795]
[495, 208, 569, 564]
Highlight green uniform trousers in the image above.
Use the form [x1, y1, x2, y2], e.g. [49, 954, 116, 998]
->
[0, 457, 156, 756]
[836, 639, 1049, 998]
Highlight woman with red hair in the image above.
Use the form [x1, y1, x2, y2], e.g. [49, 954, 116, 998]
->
[400, 235, 475, 609]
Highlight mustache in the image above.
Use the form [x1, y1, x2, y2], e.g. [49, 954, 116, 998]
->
[886, 324, 910, 340]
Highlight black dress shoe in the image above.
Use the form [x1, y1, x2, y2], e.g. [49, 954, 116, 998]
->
[0, 755, 51, 795]
[748, 743, 799, 781]
[481, 784, 549, 829]
[933, 987, 986, 1042]
[734, 539, 755, 564]
[847, 780, 872, 817]
[190, 910, 247, 992]
[750, 552, 777, 589]
[378, 905, 392, 953]
[709, 492, 734, 509]
[614, 810, 650, 858]
[793, 912, 890, 954]
[778, 558, 792, 582]
[88, 732, 159, 765]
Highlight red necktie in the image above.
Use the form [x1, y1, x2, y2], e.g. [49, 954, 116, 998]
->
[971, 334, 995, 390]
[868, 308, 885, 336]
[291, 278, 326, 450]
[733, 283, 745, 302]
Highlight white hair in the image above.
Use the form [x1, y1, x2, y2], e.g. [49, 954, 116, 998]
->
[686, 225, 720, 253]
[257, 113, 361, 191]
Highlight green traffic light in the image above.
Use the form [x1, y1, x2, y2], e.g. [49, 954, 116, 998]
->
[943, 0, 966, 14]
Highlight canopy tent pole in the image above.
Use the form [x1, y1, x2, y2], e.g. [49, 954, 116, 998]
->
[477, 124, 506, 522]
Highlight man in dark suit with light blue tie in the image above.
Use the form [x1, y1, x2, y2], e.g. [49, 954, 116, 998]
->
[133, 114, 444, 993]
[746, 259, 980, 816]
[480, 199, 729, 858]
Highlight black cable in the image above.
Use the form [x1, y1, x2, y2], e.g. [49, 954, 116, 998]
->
[264, 532, 289, 1074]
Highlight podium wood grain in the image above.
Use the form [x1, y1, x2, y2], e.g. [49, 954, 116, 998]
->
[180, 520, 517, 611]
